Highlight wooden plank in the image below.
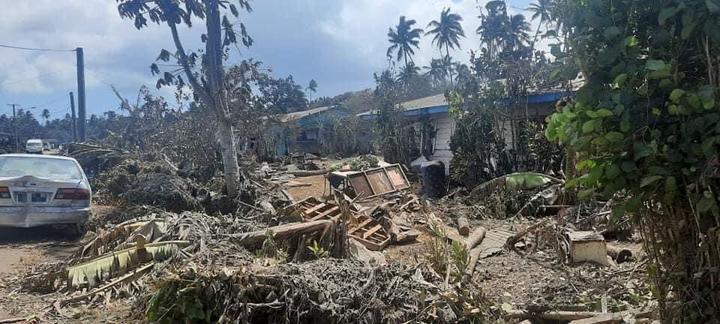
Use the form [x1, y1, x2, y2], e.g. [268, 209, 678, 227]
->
[362, 170, 378, 195]
[363, 224, 383, 239]
[349, 219, 373, 234]
[348, 174, 374, 197]
[311, 206, 340, 221]
[386, 165, 409, 189]
[303, 203, 327, 216]
[366, 170, 393, 195]
[382, 167, 396, 190]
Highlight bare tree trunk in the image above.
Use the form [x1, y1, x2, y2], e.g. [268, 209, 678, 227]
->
[205, 0, 241, 197]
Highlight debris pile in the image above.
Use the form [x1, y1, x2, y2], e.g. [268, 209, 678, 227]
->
[144, 259, 483, 323]
[0, 148, 660, 323]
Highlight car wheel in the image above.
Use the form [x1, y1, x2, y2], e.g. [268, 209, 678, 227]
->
[67, 223, 87, 240]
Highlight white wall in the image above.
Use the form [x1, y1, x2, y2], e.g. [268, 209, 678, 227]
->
[430, 114, 455, 175]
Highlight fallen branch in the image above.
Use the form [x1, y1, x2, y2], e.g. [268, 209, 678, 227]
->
[464, 246, 483, 280]
[457, 216, 470, 236]
[0, 317, 33, 324]
[465, 227, 487, 250]
[506, 310, 601, 321]
[607, 244, 632, 263]
[228, 220, 334, 248]
[287, 170, 329, 177]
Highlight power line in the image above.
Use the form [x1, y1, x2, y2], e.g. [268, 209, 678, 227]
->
[0, 44, 75, 53]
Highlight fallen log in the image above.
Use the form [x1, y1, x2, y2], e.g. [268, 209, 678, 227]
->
[287, 169, 329, 177]
[464, 246, 483, 279]
[506, 310, 601, 321]
[228, 220, 334, 248]
[606, 244, 632, 263]
[0, 317, 33, 324]
[569, 313, 623, 324]
[457, 216, 470, 236]
[465, 227, 487, 250]
[462, 228, 488, 281]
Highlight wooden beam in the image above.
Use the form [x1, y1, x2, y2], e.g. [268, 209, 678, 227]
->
[229, 220, 333, 248]
[311, 206, 340, 220]
[303, 202, 327, 215]
[349, 219, 373, 235]
[363, 224, 383, 239]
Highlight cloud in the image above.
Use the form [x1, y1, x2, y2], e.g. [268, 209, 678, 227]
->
[0, 0, 200, 116]
[0, 0, 538, 119]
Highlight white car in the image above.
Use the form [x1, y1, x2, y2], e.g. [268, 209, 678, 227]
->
[25, 139, 43, 154]
[0, 154, 91, 236]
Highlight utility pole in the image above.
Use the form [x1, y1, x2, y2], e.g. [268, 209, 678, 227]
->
[69, 92, 77, 142]
[7, 104, 18, 152]
[75, 47, 86, 141]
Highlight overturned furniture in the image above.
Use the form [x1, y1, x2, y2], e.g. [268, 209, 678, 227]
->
[288, 197, 391, 251]
[328, 164, 410, 199]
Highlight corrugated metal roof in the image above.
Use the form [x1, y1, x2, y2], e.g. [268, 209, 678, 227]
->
[279, 105, 335, 123]
[356, 94, 447, 117]
[399, 94, 447, 111]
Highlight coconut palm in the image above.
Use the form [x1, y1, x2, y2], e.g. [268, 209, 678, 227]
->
[504, 14, 530, 53]
[387, 16, 424, 68]
[424, 58, 449, 87]
[397, 62, 421, 84]
[426, 8, 465, 59]
[476, 0, 508, 59]
[306, 79, 318, 100]
[41, 109, 50, 124]
[527, 0, 553, 50]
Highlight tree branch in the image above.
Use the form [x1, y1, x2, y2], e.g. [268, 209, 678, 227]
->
[168, 21, 211, 106]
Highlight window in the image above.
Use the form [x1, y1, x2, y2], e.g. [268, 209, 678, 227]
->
[0, 157, 83, 180]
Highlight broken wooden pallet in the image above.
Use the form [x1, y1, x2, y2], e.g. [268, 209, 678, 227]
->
[287, 197, 391, 251]
[347, 214, 391, 251]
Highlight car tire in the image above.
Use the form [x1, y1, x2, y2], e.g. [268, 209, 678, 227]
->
[67, 223, 87, 240]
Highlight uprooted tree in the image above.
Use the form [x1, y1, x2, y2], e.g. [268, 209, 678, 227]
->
[117, 0, 253, 198]
[546, 0, 720, 320]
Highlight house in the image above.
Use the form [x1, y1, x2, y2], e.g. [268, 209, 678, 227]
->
[357, 87, 575, 174]
[269, 105, 347, 156]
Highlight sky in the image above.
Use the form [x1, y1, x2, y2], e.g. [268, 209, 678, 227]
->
[0, 0, 534, 119]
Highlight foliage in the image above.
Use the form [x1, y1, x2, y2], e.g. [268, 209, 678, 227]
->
[387, 16, 424, 68]
[373, 70, 419, 165]
[257, 74, 308, 113]
[448, 0, 564, 188]
[426, 8, 465, 58]
[449, 81, 511, 186]
[426, 8, 465, 84]
[449, 240, 469, 281]
[545, 0, 720, 320]
[117, 0, 254, 198]
[307, 240, 329, 259]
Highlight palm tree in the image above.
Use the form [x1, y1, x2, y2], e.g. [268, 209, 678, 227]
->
[426, 8, 465, 59]
[527, 0, 553, 51]
[427, 8, 464, 84]
[424, 58, 449, 87]
[476, 0, 508, 59]
[397, 62, 421, 84]
[387, 16, 424, 68]
[306, 79, 318, 100]
[504, 14, 530, 53]
[41, 109, 50, 124]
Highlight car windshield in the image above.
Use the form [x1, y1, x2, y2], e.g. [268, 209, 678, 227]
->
[0, 157, 83, 180]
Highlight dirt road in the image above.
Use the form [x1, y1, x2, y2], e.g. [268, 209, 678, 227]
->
[0, 204, 120, 321]
[0, 227, 79, 319]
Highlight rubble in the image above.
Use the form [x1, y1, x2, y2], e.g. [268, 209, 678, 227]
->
[0, 149, 657, 323]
